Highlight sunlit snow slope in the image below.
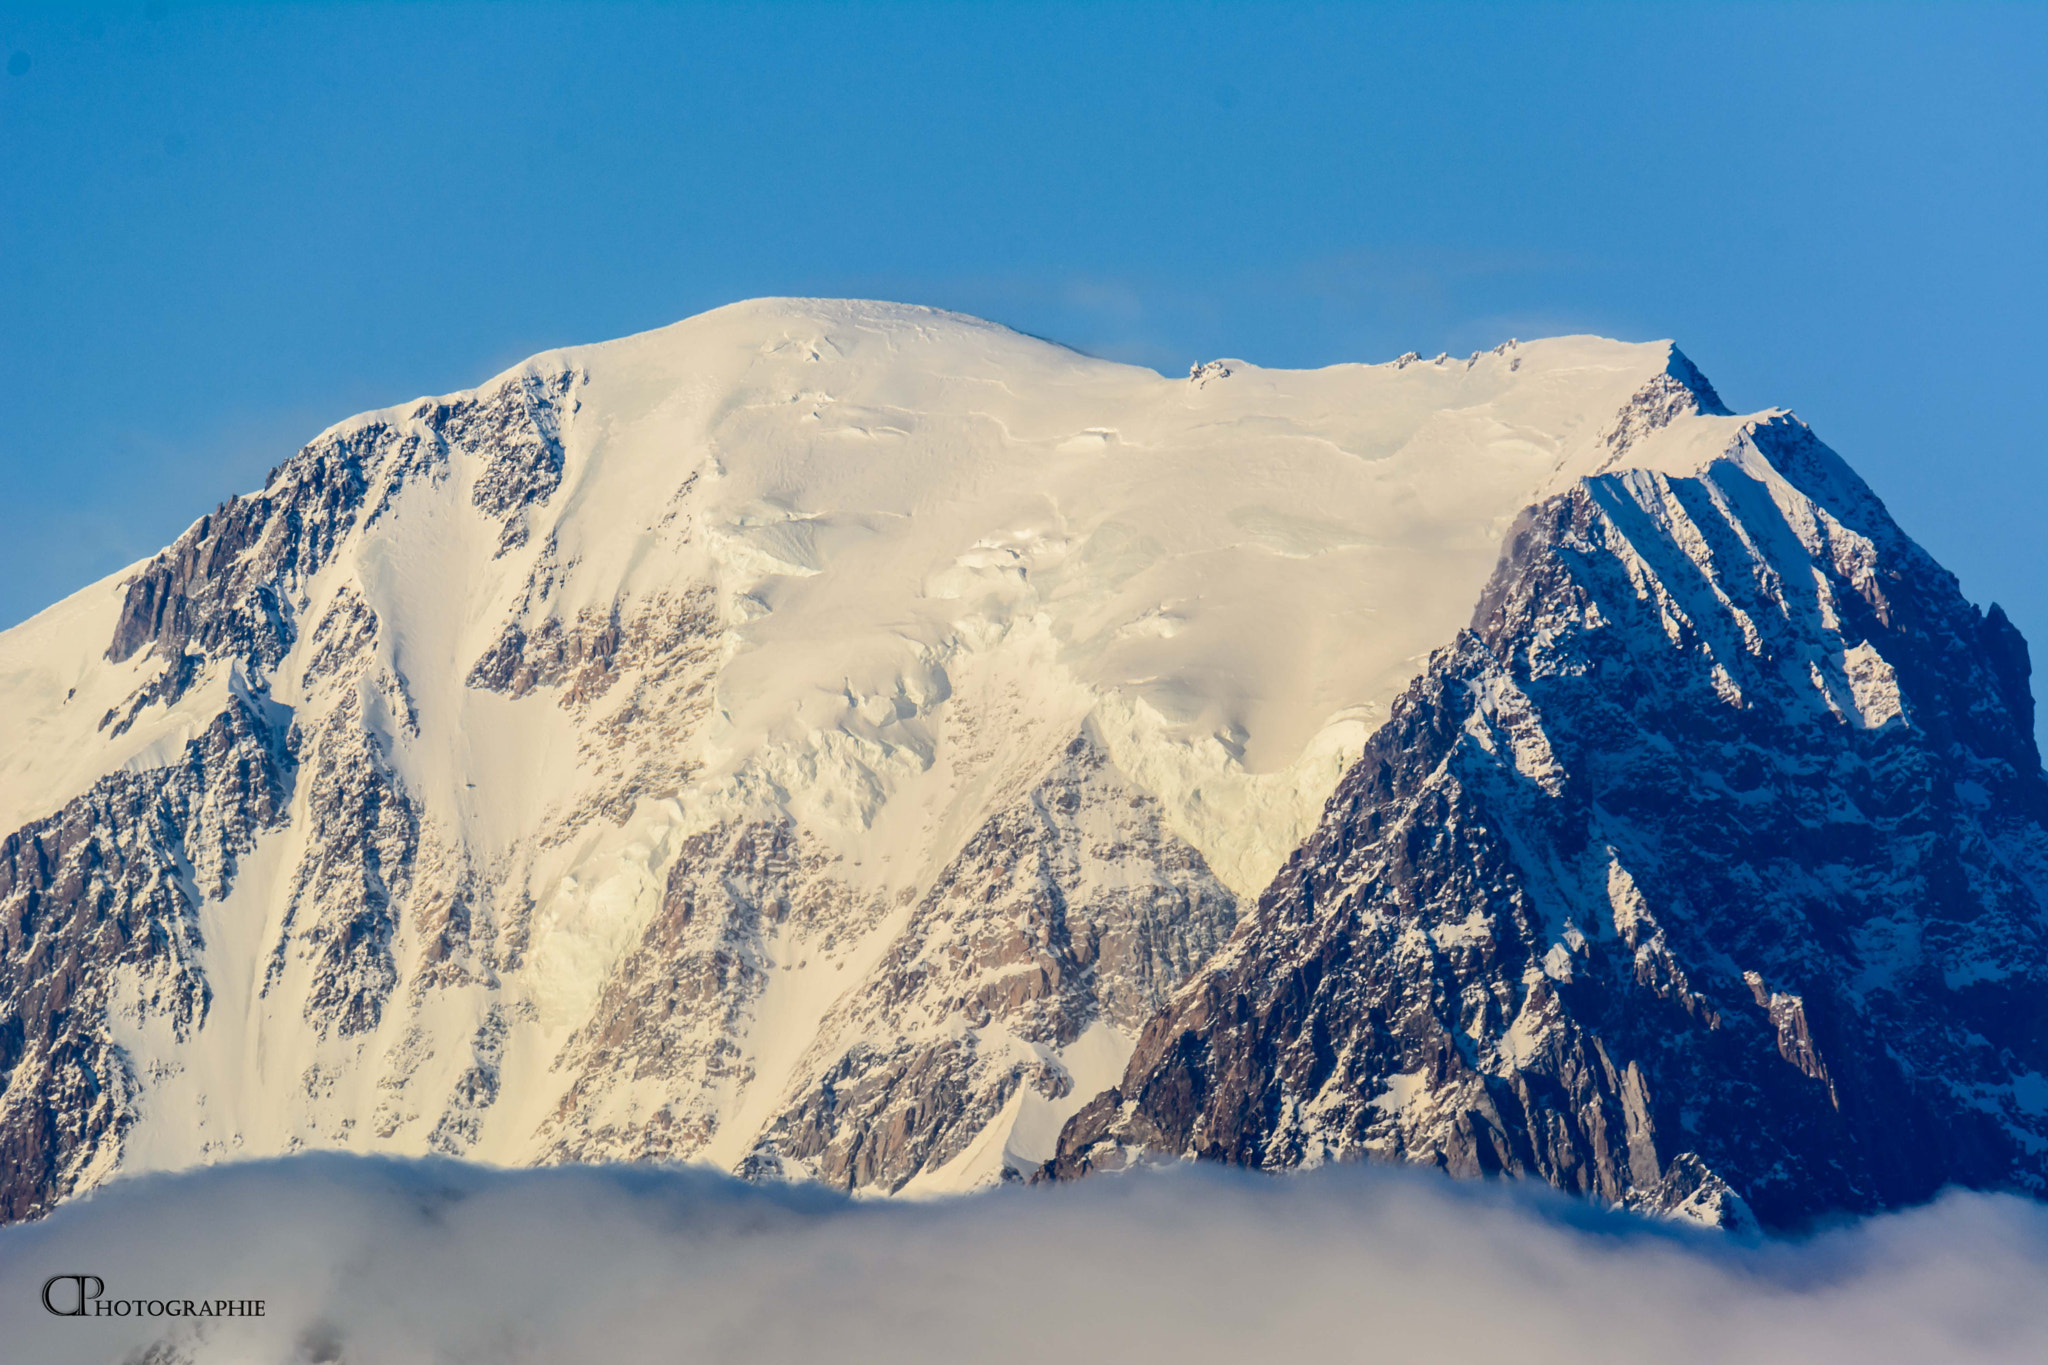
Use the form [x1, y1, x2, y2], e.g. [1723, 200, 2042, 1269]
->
[0, 299, 1800, 1212]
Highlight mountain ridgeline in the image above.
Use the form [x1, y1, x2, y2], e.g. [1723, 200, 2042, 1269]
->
[1049, 417, 2048, 1228]
[0, 300, 2040, 1229]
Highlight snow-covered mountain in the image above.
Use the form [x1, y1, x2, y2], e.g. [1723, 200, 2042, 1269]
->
[1051, 408, 2048, 1229]
[1, 299, 2040, 1228]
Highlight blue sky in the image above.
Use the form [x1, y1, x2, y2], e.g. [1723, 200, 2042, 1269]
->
[2, 2, 2044, 742]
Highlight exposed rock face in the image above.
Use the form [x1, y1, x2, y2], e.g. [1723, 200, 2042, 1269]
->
[0, 698, 292, 1221]
[107, 371, 580, 680]
[741, 731, 1238, 1191]
[0, 368, 579, 1215]
[1, 299, 2041, 1232]
[536, 818, 896, 1165]
[534, 730, 1238, 1194]
[1052, 416, 2048, 1229]
[1, 301, 1315, 1219]
[274, 684, 420, 1040]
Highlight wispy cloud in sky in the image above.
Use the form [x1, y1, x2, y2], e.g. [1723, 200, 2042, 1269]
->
[3, 1156, 2043, 1365]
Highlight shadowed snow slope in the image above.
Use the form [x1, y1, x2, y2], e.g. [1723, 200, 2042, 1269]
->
[0, 298, 2036, 1227]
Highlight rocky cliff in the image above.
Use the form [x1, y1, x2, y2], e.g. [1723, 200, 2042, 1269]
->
[0, 299, 2038, 1229]
[1051, 410, 2048, 1229]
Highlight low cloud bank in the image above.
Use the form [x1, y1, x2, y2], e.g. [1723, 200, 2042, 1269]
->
[3, 1156, 2045, 1364]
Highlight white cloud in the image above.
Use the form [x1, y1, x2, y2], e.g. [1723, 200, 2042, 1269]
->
[2, 1156, 2044, 1364]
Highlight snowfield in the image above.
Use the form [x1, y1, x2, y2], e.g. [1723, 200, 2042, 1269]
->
[5, 298, 2038, 1229]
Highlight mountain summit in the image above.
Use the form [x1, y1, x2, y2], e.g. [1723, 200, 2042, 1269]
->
[1, 300, 2040, 1227]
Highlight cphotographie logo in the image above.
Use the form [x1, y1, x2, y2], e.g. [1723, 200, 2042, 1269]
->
[41, 1275, 264, 1319]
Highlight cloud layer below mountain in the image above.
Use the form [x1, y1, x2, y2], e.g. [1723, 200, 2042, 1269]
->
[3, 1156, 2044, 1364]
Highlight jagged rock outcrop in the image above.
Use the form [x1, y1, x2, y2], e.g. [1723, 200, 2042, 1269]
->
[741, 731, 1238, 1190]
[1051, 414, 2048, 1229]
[536, 818, 896, 1164]
[1, 299, 2039, 1231]
[0, 698, 292, 1220]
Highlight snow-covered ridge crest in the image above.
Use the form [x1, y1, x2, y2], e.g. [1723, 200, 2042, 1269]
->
[1053, 395, 2048, 1229]
[1, 301, 1736, 868]
[0, 299, 1799, 1213]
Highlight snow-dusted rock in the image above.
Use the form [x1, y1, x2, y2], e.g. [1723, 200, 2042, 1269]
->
[1050, 410, 2048, 1227]
[1, 298, 2040, 1229]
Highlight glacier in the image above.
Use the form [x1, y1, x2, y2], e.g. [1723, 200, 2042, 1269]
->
[0, 298, 2040, 1227]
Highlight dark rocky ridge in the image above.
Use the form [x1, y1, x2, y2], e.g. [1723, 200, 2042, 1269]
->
[0, 369, 581, 1221]
[6, 321, 2045, 1232]
[535, 731, 1238, 1190]
[741, 731, 1239, 1191]
[104, 369, 579, 683]
[0, 698, 293, 1222]
[1051, 415, 2048, 1229]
